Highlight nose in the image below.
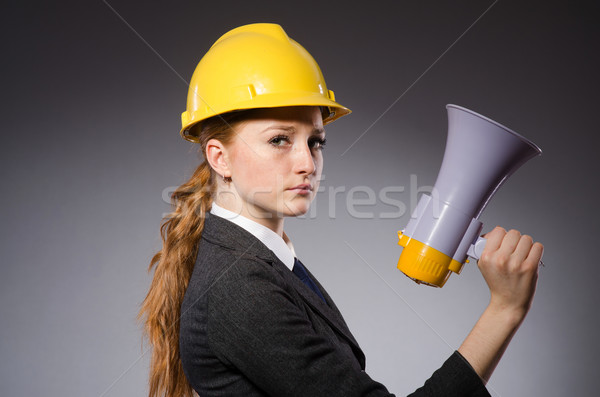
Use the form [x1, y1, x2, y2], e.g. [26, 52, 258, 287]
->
[293, 141, 317, 176]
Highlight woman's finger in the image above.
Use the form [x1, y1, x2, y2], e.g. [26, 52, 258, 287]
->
[524, 241, 544, 269]
[511, 234, 534, 266]
[481, 226, 506, 254]
[496, 229, 522, 260]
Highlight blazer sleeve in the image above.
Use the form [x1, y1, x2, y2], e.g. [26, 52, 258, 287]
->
[205, 257, 489, 397]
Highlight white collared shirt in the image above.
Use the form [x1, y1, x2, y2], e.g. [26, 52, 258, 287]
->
[210, 203, 296, 271]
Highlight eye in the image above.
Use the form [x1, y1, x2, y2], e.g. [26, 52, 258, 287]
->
[269, 135, 291, 147]
[308, 137, 327, 150]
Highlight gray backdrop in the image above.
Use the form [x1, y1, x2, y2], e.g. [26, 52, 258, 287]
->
[2, 1, 598, 396]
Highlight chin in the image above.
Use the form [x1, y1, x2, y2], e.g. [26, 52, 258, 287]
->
[282, 202, 311, 217]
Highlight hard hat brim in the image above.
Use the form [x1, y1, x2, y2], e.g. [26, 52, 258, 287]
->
[180, 93, 351, 143]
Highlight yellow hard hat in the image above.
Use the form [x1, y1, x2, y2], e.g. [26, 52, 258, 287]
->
[180, 23, 351, 142]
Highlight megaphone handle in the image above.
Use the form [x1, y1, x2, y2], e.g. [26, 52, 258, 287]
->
[467, 236, 544, 266]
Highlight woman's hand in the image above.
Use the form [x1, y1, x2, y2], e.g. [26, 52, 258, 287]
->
[458, 226, 544, 383]
[478, 226, 544, 321]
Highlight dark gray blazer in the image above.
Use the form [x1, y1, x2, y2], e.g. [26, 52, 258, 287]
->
[179, 212, 490, 397]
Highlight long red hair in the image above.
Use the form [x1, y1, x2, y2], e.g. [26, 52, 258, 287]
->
[138, 111, 252, 396]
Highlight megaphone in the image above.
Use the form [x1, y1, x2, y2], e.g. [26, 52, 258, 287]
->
[397, 104, 542, 287]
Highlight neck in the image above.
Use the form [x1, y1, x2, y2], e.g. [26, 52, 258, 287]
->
[214, 198, 285, 237]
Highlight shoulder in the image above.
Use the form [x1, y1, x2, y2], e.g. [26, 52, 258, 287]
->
[185, 238, 307, 345]
[180, 237, 299, 350]
[184, 236, 293, 308]
[199, 235, 281, 280]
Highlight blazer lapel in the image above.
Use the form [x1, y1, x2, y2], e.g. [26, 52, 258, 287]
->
[271, 259, 366, 368]
[201, 213, 366, 368]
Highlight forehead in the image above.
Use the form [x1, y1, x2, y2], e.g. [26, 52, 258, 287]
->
[240, 106, 324, 131]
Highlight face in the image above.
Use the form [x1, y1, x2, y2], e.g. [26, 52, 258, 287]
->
[219, 106, 325, 224]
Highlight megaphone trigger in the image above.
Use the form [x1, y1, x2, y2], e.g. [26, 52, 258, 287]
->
[467, 237, 488, 260]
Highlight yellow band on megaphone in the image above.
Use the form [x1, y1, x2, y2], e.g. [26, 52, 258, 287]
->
[397, 231, 465, 288]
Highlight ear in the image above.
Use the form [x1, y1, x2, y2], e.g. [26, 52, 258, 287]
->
[205, 138, 232, 178]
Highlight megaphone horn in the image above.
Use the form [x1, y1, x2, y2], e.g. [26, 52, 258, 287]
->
[397, 104, 542, 287]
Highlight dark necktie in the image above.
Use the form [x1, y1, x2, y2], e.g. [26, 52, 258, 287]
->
[292, 257, 327, 304]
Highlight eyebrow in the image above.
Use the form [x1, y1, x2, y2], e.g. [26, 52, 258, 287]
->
[261, 125, 325, 135]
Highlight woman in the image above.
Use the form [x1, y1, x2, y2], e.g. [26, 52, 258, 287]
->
[139, 23, 543, 397]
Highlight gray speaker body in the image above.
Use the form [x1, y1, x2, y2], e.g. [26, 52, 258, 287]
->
[402, 105, 542, 266]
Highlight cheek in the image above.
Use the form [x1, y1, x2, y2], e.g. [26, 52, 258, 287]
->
[314, 152, 323, 178]
[231, 149, 283, 192]
[316, 153, 324, 172]
[314, 154, 324, 188]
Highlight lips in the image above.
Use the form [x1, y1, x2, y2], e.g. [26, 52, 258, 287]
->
[288, 184, 312, 192]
